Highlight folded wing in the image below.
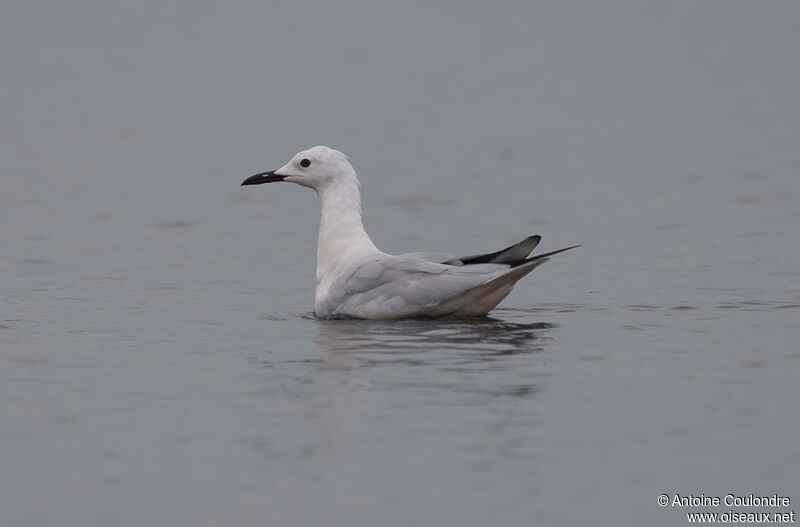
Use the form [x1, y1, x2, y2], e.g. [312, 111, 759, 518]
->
[324, 236, 579, 319]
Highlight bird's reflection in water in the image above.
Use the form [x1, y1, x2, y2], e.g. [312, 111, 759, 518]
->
[313, 315, 556, 374]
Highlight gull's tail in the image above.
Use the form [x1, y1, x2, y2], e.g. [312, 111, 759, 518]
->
[426, 257, 550, 317]
[425, 242, 579, 317]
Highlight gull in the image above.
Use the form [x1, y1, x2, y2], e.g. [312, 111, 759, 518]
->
[241, 146, 577, 319]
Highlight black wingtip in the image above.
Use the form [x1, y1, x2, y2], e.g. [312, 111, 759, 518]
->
[524, 245, 580, 263]
[455, 235, 543, 266]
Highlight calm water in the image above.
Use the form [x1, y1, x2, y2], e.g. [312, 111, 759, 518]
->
[2, 2, 799, 526]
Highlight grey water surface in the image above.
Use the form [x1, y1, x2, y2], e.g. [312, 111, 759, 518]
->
[2, 1, 799, 526]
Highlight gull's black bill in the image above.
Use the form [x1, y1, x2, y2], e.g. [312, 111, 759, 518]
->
[241, 171, 285, 186]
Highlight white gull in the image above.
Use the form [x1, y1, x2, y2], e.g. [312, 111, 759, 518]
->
[241, 146, 577, 319]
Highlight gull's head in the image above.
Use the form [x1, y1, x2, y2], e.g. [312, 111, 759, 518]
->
[241, 146, 356, 191]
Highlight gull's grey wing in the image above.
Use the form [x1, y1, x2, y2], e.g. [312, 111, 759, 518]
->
[400, 251, 458, 263]
[329, 255, 511, 318]
[442, 235, 541, 266]
[320, 243, 580, 319]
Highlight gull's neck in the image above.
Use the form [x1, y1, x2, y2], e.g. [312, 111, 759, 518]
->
[315, 176, 379, 285]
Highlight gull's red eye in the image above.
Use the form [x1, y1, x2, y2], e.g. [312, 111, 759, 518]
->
[300, 158, 311, 168]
